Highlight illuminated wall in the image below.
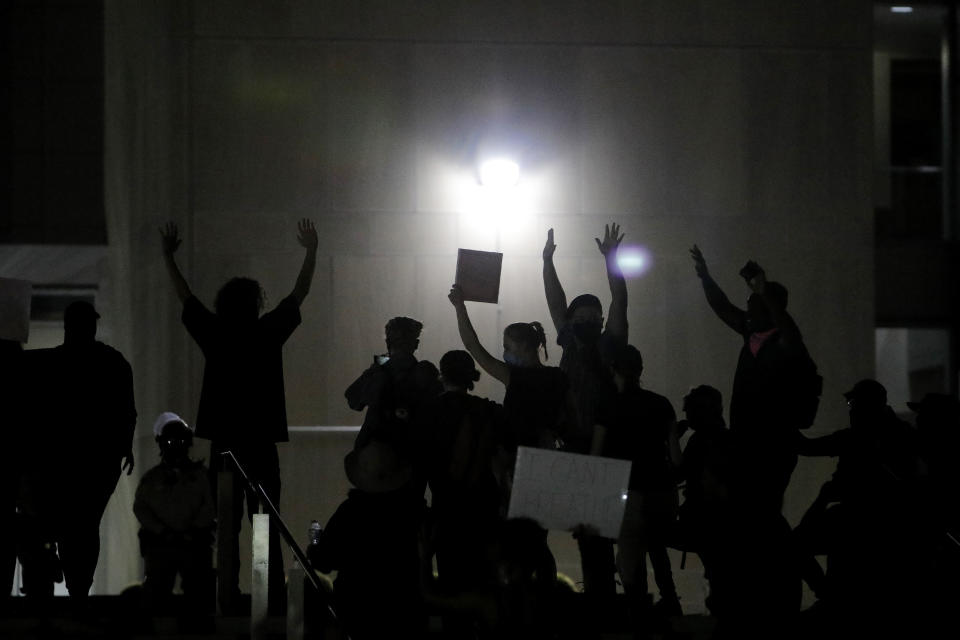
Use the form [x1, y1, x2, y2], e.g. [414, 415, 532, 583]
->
[104, 0, 873, 597]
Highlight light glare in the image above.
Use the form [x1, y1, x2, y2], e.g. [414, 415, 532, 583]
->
[479, 158, 520, 188]
[616, 246, 652, 277]
[890, 6, 913, 13]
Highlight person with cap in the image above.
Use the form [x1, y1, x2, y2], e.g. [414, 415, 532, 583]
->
[24, 300, 137, 604]
[542, 223, 628, 602]
[160, 219, 318, 614]
[793, 379, 922, 618]
[591, 344, 681, 630]
[133, 412, 215, 617]
[345, 315, 442, 464]
[308, 438, 427, 640]
[689, 247, 821, 516]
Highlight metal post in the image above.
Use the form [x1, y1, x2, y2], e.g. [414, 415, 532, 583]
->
[251, 512, 271, 640]
[216, 470, 236, 616]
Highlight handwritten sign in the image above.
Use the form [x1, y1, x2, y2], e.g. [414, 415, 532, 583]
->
[0, 278, 32, 343]
[455, 248, 503, 303]
[507, 447, 631, 539]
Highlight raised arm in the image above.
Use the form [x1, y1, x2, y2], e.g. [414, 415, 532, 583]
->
[690, 245, 747, 335]
[448, 285, 511, 385]
[596, 223, 628, 340]
[160, 222, 193, 303]
[542, 228, 568, 333]
[291, 218, 318, 305]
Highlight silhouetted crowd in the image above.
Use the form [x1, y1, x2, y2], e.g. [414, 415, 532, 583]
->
[2, 220, 958, 640]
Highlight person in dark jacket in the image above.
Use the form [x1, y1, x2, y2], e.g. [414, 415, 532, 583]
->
[38, 301, 136, 603]
[690, 246, 817, 514]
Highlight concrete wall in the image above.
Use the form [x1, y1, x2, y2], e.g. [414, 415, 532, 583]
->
[105, 0, 874, 600]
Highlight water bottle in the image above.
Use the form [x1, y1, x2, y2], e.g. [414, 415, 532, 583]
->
[308, 520, 322, 547]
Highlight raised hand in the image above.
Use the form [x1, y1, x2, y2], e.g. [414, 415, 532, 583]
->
[448, 284, 465, 307]
[297, 218, 318, 251]
[747, 267, 767, 295]
[595, 222, 624, 256]
[159, 222, 182, 256]
[543, 228, 557, 260]
[690, 244, 710, 279]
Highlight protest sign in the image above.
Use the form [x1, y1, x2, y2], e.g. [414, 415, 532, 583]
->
[455, 248, 502, 303]
[507, 446, 631, 539]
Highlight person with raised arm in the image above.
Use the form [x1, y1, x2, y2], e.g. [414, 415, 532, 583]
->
[159, 219, 317, 615]
[541, 223, 628, 603]
[689, 245, 819, 514]
[448, 284, 568, 451]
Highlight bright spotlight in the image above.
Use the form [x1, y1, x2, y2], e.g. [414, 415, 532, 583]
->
[890, 6, 913, 13]
[616, 246, 652, 277]
[478, 158, 520, 188]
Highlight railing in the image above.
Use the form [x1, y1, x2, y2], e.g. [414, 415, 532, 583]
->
[220, 450, 343, 639]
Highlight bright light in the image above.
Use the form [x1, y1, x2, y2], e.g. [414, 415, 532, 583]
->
[478, 158, 520, 188]
[890, 6, 914, 13]
[616, 245, 652, 277]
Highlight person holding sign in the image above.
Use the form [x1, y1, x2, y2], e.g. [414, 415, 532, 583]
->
[542, 223, 628, 601]
[447, 285, 568, 452]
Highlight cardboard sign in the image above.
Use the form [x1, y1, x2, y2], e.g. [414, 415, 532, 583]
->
[507, 447, 631, 539]
[0, 278, 32, 343]
[455, 248, 503, 303]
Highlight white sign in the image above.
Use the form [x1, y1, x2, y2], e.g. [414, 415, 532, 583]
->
[507, 446, 631, 539]
[0, 278, 32, 343]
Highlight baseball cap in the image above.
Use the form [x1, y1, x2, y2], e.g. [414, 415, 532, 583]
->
[153, 411, 192, 437]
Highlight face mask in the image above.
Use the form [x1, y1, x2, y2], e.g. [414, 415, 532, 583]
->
[572, 322, 602, 344]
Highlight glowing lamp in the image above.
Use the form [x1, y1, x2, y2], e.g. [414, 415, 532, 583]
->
[478, 158, 520, 188]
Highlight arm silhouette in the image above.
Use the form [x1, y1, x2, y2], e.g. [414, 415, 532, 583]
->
[597, 222, 627, 340]
[291, 218, 318, 305]
[160, 222, 192, 303]
[690, 244, 747, 334]
[542, 228, 568, 334]
[448, 285, 510, 386]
